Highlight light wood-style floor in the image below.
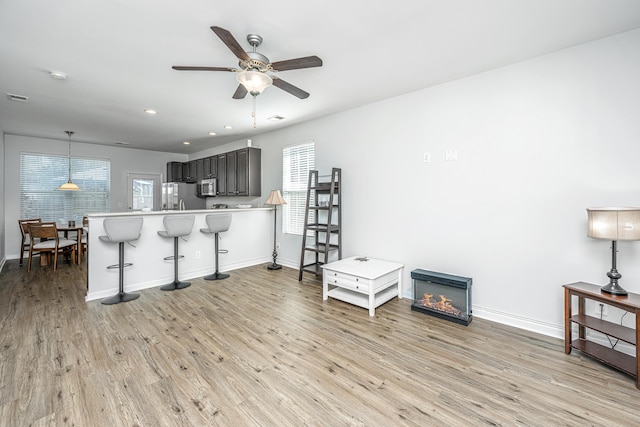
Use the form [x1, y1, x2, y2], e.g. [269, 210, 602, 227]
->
[1, 258, 639, 426]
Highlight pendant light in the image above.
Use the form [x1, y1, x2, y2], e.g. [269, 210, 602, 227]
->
[57, 131, 80, 191]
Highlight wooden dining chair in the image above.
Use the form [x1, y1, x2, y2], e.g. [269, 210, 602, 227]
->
[18, 218, 42, 266]
[72, 216, 89, 260]
[80, 216, 89, 256]
[27, 222, 77, 272]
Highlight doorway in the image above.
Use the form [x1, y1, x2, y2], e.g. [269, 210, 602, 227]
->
[126, 173, 161, 211]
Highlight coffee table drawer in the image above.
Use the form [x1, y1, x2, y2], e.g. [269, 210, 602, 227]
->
[325, 271, 369, 293]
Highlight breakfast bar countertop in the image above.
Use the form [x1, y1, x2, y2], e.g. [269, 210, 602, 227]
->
[87, 206, 273, 218]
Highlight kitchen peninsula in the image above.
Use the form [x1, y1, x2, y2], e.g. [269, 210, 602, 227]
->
[86, 208, 272, 301]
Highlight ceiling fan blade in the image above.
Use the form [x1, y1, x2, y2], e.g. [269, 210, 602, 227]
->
[172, 66, 236, 72]
[272, 77, 310, 99]
[271, 55, 323, 72]
[210, 26, 250, 61]
[232, 84, 248, 99]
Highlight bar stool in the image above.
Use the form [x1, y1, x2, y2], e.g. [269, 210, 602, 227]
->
[200, 213, 232, 280]
[157, 215, 195, 291]
[99, 217, 144, 305]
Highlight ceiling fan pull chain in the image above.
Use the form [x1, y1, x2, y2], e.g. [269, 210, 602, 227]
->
[252, 95, 257, 128]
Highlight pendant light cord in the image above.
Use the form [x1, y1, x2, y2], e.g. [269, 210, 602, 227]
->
[65, 131, 74, 182]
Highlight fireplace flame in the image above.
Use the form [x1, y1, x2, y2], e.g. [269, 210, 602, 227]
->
[418, 293, 462, 317]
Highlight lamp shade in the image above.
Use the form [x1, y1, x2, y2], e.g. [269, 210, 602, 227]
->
[236, 70, 272, 95]
[265, 189, 287, 206]
[587, 207, 640, 241]
[57, 181, 81, 191]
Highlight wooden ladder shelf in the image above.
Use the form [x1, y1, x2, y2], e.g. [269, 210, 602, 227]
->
[298, 168, 342, 280]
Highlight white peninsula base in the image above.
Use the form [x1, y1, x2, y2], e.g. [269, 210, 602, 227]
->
[86, 208, 272, 301]
[322, 256, 404, 316]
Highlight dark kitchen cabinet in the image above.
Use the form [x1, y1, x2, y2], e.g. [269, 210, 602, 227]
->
[226, 148, 261, 196]
[166, 161, 183, 182]
[180, 148, 260, 196]
[202, 156, 216, 179]
[182, 160, 197, 183]
[226, 151, 237, 195]
[196, 158, 205, 182]
[209, 155, 218, 178]
[216, 153, 227, 195]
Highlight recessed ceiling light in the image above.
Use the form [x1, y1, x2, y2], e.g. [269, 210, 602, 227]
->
[267, 115, 285, 122]
[208, 132, 217, 136]
[49, 71, 68, 80]
[144, 109, 157, 115]
[183, 141, 190, 145]
[224, 125, 232, 129]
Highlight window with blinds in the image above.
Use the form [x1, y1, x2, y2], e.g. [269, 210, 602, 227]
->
[20, 153, 111, 222]
[282, 141, 315, 235]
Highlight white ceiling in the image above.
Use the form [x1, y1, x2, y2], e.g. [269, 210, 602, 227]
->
[2, 0, 640, 154]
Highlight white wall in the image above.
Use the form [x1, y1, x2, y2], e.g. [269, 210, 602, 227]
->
[4, 134, 187, 259]
[241, 28, 640, 337]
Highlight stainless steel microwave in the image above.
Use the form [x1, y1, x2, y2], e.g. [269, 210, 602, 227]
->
[196, 178, 217, 197]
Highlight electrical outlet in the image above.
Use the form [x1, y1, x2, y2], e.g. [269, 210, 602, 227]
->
[276, 242, 281, 250]
[423, 152, 431, 163]
[195, 251, 201, 259]
[595, 302, 608, 316]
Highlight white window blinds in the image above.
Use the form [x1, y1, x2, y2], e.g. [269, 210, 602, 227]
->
[20, 153, 111, 222]
[282, 141, 315, 235]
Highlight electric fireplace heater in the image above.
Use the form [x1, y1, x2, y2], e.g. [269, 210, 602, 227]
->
[411, 269, 472, 325]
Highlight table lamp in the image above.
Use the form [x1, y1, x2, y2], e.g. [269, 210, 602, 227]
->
[587, 207, 640, 295]
[265, 189, 287, 270]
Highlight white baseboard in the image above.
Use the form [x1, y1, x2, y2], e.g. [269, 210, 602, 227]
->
[472, 305, 564, 339]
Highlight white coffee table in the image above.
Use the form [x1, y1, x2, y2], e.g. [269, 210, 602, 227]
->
[321, 256, 404, 316]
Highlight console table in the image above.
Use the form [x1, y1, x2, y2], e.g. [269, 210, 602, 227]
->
[322, 256, 403, 316]
[563, 282, 640, 389]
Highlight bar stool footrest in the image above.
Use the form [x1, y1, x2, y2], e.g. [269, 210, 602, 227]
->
[163, 255, 185, 261]
[107, 262, 133, 270]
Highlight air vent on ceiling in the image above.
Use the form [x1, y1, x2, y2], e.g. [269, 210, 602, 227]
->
[7, 93, 29, 103]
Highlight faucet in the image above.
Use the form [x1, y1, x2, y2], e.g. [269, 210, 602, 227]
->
[179, 199, 185, 210]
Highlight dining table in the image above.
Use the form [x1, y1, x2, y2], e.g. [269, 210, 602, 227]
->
[56, 222, 85, 264]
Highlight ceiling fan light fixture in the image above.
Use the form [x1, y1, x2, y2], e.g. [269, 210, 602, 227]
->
[236, 70, 272, 96]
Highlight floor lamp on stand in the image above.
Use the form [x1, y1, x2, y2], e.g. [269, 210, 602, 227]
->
[265, 189, 287, 270]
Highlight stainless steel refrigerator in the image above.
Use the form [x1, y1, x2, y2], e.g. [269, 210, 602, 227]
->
[161, 182, 205, 210]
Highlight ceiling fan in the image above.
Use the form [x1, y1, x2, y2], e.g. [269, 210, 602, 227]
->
[172, 26, 322, 100]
